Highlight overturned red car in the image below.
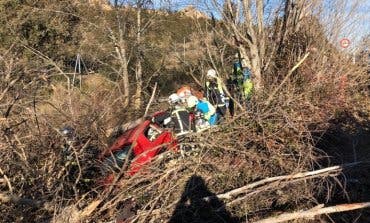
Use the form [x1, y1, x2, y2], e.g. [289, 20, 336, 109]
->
[99, 114, 178, 182]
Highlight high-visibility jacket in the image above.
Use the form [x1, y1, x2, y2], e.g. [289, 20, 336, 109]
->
[232, 62, 244, 88]
[243, 79, 253, 100]
[232, 61, 253, 100]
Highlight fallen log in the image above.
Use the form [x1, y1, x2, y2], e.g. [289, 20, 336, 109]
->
[255, 202, 370, 223]
[204, 165, 342, 201]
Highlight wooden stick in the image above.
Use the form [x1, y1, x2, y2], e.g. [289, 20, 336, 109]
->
[205, 165, 342, 200]
[255, 202, 370, 223]
[143, 82, 158, 118]
[0, 168, 12, 193]
[265, 52, 310, 106]
[79, 199, 102, 220]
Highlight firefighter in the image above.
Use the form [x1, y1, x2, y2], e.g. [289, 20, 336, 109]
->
[231, 56, 253, 103]
[226, 55, 254, 116]
[205, 69, 227, 118]
[153, 94, 193, 136]
[240, 59, 253, 101]
[177, 85, 192, 101]
[168, 93, 194, 136]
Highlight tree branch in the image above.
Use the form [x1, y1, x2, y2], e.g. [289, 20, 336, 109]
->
[255, 202, 370, 223]
[205, 164, 342, 201]
[265, 52, 310, 106]
[143, 82, 158, 118]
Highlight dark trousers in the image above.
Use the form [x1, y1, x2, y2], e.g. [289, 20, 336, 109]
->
[216, 105, 226, 119]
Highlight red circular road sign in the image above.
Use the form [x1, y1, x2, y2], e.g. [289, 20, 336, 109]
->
[340, 38, 350, 48]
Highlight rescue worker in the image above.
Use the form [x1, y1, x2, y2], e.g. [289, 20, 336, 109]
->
[186, 95, 217, 126]
[204, 69, 227, 118]
[229, 56, 253, 112]
[168, 93, 194, 136]
[232, 57, 253, 101]
[153, 93, 193, 136]
[241, 62, 253, 101]
[177, 85, 192, 101]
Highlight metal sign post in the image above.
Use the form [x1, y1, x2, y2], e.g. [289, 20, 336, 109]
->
[73, 54, 88, 89]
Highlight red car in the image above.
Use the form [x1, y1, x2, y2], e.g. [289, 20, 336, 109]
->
[99, 114, 178, 182]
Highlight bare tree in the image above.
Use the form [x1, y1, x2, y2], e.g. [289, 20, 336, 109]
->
[111, 28, 131, 108]
[207, 0, 366, 91]
[133, 0, 154, 110]
[215, 0, 310, 90]
[109, 0, 156, 110]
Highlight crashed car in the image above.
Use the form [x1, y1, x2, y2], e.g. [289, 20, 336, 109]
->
[99, 114, 178, 183]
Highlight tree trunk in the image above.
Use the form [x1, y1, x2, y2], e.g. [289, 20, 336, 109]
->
[134, 60, 143, 110]
[256, 0, 265, 62]
[241, 0, 264, 90]
[115, 39, 130, 108]
[134, 7, 143, 110]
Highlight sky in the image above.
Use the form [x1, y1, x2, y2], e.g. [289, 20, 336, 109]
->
[114, 0, 370, 49]
[321, 0, 370, 51]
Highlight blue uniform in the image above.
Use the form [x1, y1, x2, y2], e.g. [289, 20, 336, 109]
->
[196, 101, 218, 125]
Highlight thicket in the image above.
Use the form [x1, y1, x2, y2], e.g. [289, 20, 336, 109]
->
[0, 1, 369, 223]
[0, 0, 202, 88]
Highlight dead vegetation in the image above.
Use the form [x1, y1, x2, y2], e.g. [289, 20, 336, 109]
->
[1, 1, 370, 223]
[1, 44, 369, 222]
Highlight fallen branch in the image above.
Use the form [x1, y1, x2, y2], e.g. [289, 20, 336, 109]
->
[0, 168, 13, 193]
[0, 75, 23, 102]
[265, 52, 310, 106]
[205, 165, 342, 201]
[255, 202, 370, 223]
[79, 199, 102, 220]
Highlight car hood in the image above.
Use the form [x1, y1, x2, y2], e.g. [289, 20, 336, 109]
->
[100, 120, 152, 158]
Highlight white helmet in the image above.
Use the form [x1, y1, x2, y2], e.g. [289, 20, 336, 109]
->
[206, 69, 217, 79]
[187, 96, 198, 108]
[241, 58, 249, 68]
[168, 93, 180, 104]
